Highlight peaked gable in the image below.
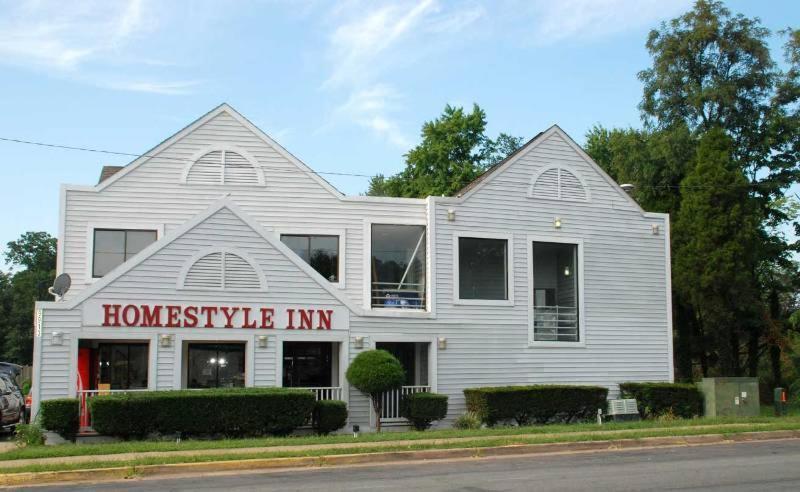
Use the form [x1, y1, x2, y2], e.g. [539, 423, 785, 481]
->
[96, 104, 343, 199]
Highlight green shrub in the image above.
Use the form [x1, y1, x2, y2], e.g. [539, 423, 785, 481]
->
[39, 398, 79, 440]
[14, 423, 45, 447]
[401, 392, 448, 431]
[464, 385, 608, 426]
[453, 411, 482, 430]
[312, 400, 348, 435]
[90, 388, 315, 439]
[346, 350, 405, 432]
[21, 380, 31, 396]
[619, 382, 704, 419]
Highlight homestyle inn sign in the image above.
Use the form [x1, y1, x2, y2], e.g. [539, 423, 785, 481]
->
[83, 301, 347, 331]
[32, 104, 673, 431]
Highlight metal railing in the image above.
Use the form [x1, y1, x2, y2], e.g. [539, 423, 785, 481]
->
[296, 386, 343, 401]
[533, 306, 579, 342]
[78, 388, 148, 430]
[380, 385, 431, 423]
[371, 281, 426, 309]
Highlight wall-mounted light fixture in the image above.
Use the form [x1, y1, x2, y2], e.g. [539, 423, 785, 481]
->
[554, 217, 562, 229]
[257, 335, 269, 349]
[51, 331, 64, 346]
[447, 209, 456, 222]
[651, 224, 660, 235]
[437, 337, 447, 350]
[159, 334, 174, 348]
[354, 336, 365, 349]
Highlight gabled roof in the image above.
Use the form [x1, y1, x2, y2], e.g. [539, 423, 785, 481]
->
[454, 124, 644, 212]
[55, 196, 363, 314]
[95, 103, 345, 198]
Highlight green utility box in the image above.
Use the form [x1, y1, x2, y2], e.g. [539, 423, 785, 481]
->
[697, 377, 760, 417]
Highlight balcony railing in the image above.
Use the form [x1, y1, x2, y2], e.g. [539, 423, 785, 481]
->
[296, 386, 343, 401]
[371, 282, 426, 309]
[533, 306, 579, 342]
[380, 385, 431, 423]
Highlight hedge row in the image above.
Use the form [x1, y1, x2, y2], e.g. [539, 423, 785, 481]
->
[89, 388, 315, 438]
[401, 392, 448, 431]
[312, 400, 348, 435]
[619, 382, 703, 419]
[40, 398, 79, 440]
[464, 385, 608, 426]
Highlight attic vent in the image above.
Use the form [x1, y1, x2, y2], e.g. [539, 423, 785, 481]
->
[182, 250, 263, 290]
[530, 166, 588, 202]
[185, 149, 263, 186]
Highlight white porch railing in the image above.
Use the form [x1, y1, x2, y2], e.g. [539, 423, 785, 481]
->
[380, 385, 430, 423]
[296, 386, 343, 401]
[78, 389, 148, 430]
[533, 306, 579, 342]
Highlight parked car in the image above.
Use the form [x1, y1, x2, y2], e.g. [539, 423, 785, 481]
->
[0, 377, 23, 430]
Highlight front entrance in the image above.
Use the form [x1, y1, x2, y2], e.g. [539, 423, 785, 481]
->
[375, 342, 431, 424]
[281, 341, 341, 401]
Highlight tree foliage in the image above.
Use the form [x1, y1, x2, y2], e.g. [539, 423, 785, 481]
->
[367, 104, 523, 197]
[0, 231, 57, 364]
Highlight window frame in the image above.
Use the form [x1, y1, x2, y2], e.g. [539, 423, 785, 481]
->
[527, 234, 586, 348]
[279, 233, 341, 284]
[453, 231, 514, 306]
[275, 228, 346, 289]
[87, 223, 164, 281]
[362, 218, 430, 315]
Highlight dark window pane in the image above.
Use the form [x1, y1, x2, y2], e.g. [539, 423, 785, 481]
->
[187, 343, 245, 389]
[532, 242, 579, 342]
[458, 237, 507, 300]
[282, 342, 333, 387]
[96, 343, 149, 390]
[371, 224, 426, 308]
[280, 235, 339, 282]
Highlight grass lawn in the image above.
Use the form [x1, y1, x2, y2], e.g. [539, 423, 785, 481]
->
[2, 414, 800, 464]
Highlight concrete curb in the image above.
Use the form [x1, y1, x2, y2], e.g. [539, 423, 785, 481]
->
[2, 430, 799, 488]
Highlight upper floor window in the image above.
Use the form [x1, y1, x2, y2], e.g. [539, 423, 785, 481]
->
[529, 166, 588, 201]
[280, 234, 339, 282]
[457, 236, 509, 302]
[93, 229, 157, 278]
[184, 149, 264, 186]
[531, 241, 579, 342]
[371, 224, 426, 309]
[181, 250, 264, 291]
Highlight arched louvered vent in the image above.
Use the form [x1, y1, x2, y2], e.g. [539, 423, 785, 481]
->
[530, 167, 588, 201]
[182, 251, 263, 290]
[185, 149, 263, 186]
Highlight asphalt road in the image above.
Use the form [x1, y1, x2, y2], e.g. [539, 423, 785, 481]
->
[17, 439, 800, 492]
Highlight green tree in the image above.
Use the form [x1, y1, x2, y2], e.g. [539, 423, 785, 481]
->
[1, 232, 57, 364]
[673, 129, 762, 375]
[345, 349, 405, 432]
[368, 104, 522, 197]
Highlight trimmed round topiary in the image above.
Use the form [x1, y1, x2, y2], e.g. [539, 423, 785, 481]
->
[346, 349, 405, 432]
[401, 392, 448, 431]
[312, 400, 348, 435]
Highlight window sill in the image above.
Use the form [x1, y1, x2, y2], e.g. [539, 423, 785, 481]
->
[454, 298, 513, 307]
[528, 340, 586, 348]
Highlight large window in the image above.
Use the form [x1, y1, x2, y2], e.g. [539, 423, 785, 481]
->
[96, 343, 149, 390]
[532, 242, 579, 342]
[458, 237, 508, 301]
[93, 229, 157, 277]
[187, 343, 245, 388]
[280, 235, 339, 282]
[371, 224, 426, 309]
[282, 342, 333, 387]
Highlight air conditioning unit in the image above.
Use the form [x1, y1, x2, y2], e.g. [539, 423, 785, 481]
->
[606, 399, 640, 421]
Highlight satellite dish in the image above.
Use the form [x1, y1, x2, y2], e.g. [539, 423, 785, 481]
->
[49, 273, 72, 298]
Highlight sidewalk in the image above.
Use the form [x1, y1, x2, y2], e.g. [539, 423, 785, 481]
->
[0, 422, 777, 470]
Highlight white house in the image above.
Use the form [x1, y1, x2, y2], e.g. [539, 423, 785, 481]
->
[32, 104, 673, 431]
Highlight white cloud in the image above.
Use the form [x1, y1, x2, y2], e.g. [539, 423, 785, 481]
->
[520, 0, 693, 45]
[322, 0, 484, 147]
[0, 0, 199, 94]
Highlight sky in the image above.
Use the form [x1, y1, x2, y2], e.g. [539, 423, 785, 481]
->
[0, 0, 798, 263]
